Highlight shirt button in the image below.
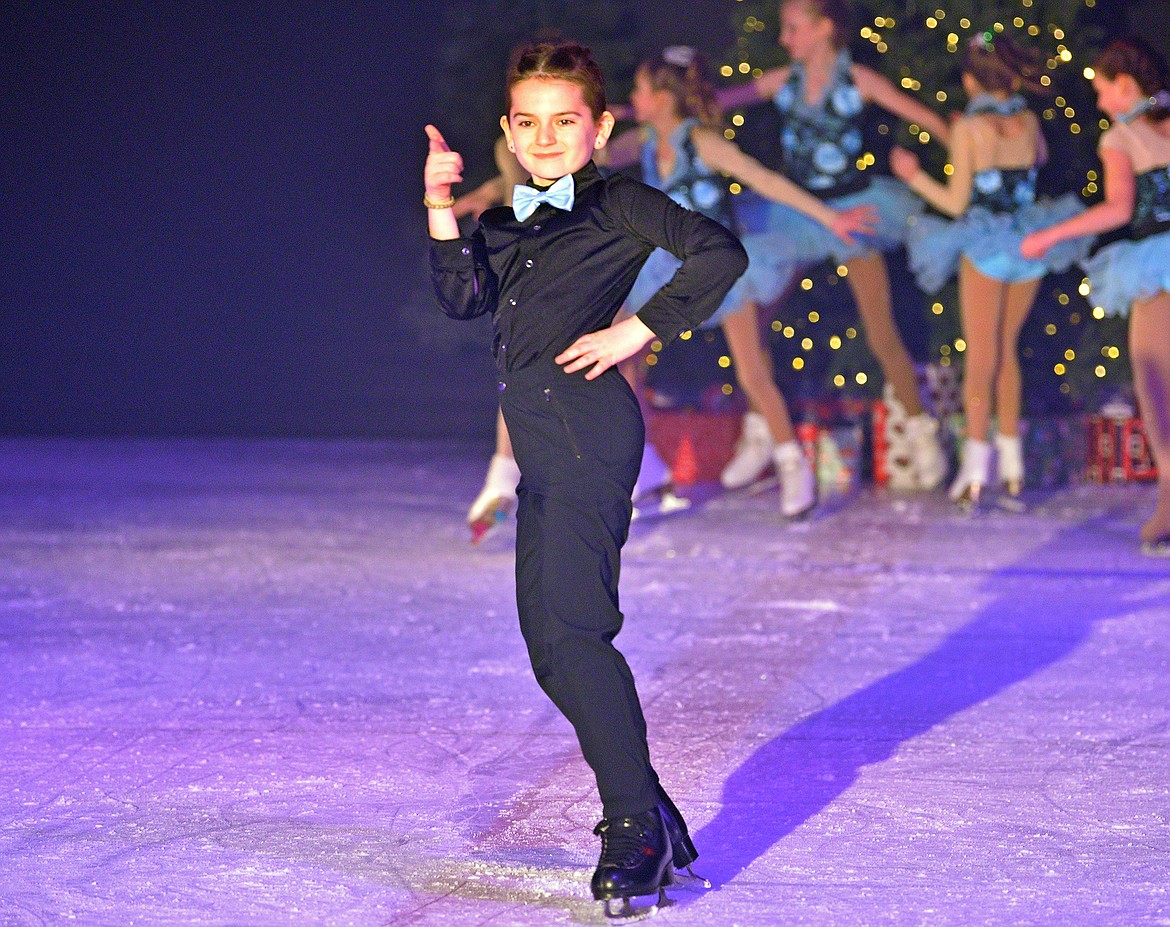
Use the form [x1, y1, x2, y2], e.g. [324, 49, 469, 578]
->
[532, 224, 542, 231]
[509, 298, 517, 306]
[525, 259, 534, 268]
[461, 246, 470, 255]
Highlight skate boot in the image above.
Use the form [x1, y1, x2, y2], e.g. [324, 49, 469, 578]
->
[655, 785, 710, 888]
[1139, 500, 1170, 557]
[907, 413, 947, 490]
[995, 433, 1024, 498]
[949, 438, 991, 509]
[1141, 532, 1170, 557]
[720, 411, 776, 490]
[592, 808, 673, 919]
[467, 454, 521, 544]
[632, 443, 689, 521]
[774, 440, 816, 518]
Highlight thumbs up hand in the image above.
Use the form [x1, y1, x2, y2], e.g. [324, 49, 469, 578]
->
[424, 124, 463, 201]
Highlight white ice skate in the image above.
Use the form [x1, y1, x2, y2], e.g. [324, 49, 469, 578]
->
[720, 411, 776, 491]
[467, 453, 521, 544]
[774, 440, 816, 518]
[994, 433, 1027, 512]
[949, 438, 991, 509]
[632, 443, 689, 521]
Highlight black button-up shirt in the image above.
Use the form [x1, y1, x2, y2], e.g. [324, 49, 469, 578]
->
[429, 161, 748, 371]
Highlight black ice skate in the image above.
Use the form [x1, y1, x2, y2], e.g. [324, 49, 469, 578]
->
[591, 808, 673, 919]
[656, 786, 710, 888]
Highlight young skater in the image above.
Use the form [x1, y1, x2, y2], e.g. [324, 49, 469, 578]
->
[425, 41, 748, 916]
[716, 0, 949, 491]
[1021, 38, 1170, 555]
[454, 131, 687, 540]
[622, 45, 875, 516]
[890, 32, 1092, 506]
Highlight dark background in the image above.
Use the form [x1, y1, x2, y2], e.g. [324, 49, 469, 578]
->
[1, 2, 1162, 438]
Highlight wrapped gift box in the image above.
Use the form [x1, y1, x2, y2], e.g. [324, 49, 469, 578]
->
[1086, 415, 1157, 483]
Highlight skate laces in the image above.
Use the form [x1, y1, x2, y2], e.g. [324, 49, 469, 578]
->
[594, 816, 655, 869]
[778, 455, 807, 476]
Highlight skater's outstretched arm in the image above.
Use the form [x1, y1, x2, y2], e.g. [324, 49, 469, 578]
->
[1021, 146, 1135, 257]
[714, 66, 790, 111]
[691, 126, 875, 243]
[854, 64, 951, 146]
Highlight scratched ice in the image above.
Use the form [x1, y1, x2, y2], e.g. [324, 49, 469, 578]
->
[1, 438, 1168, 926]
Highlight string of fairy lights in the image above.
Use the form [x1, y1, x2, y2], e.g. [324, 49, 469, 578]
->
[643, 0, 1124, 408]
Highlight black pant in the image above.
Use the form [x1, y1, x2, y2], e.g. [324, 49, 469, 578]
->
[499, 360, 659, 820]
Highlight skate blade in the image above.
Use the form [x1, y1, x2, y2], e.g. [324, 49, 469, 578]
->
[673, 865, 712, 890]
[603, 888, 673, 920]
[952, 483, 983, 514]
[743, 474, 780, 496]
[1141, 536, 1170, 557]
[782, 496, 817, 521]
[632, 490, 691, 521]
[995, 494, 1027, 514]
[468, 499, 513, 545]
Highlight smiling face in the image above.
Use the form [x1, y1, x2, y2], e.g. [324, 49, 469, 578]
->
[779, 1, 835, 63]
[501, 78, 614, 186]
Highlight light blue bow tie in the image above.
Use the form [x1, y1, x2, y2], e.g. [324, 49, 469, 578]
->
[512, 174, 575, 221]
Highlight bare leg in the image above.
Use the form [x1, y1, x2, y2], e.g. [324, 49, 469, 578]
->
[496, 406, 514, 460]
[721, 302, 796, 444]
[1129, 292, 1170, 544]
[723, 302, 814, 514]
[993, 277, 1042, 438]
[846, 252, 923, 416]
[957, 258, 1008, 443]
[467, 407, 522, 538]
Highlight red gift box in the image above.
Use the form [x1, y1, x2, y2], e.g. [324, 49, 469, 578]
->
[1086, 415, 1157, 483]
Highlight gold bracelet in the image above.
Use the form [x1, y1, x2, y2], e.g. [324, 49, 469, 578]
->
[424, 193, 455, 210]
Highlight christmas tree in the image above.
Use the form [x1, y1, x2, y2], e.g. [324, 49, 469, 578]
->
[646, 0, 1129, 416]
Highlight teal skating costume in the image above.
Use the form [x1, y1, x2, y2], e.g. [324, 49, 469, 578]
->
[1080, 106, 1170, 316]
[625, 118, 803, 328]
[763, 49, 922, 261]
[904, 94, 1091, 294]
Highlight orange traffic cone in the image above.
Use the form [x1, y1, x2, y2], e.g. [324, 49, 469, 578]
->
[673, 431, 700, 485]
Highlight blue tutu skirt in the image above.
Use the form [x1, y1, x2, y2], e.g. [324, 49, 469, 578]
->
[762, 175, 924, 264]
[627, 229, 803, 330]
[1080, 230, 1170, 318]
[905, 194, 1091, 294]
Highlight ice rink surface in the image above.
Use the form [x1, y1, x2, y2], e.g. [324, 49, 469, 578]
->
[1, 438, 1167, 926]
